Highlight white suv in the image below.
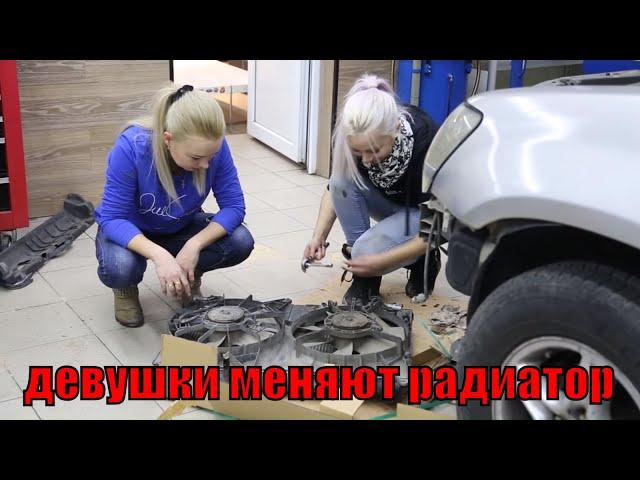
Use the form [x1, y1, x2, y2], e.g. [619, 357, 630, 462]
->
[420, 70, 640, 420]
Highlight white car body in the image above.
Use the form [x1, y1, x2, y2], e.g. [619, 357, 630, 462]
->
[429, 81, 640, 250]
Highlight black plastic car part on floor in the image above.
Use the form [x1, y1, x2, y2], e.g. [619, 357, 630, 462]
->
[0, 193, 94, 289]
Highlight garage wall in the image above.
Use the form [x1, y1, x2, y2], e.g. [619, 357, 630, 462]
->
[316, 60, 393, 178]
[335, 60, 393, 112]
[17, 60, 170, 217]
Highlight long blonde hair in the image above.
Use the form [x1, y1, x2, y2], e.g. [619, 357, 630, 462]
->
[332, 74, 410, 188]
[125, 84, 226, 201]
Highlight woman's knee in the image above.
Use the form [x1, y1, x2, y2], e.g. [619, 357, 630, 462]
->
[97, 242, 146, 288]
[329, 174, 358, 199]
[228, 224, 255, 263]
[351, 234, 383, 259]
[351, 228, 398, 259]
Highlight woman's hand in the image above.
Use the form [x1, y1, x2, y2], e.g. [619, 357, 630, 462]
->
[304, 236, 328, 261]
[153, 251, 191, 298]
[176, 241, 201, 285]
[344, 253, 391, 277]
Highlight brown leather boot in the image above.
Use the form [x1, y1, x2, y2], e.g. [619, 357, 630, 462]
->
[113, 286, 144, 328]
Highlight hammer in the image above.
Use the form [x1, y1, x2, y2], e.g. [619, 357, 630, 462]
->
[301, 242, 333, 273]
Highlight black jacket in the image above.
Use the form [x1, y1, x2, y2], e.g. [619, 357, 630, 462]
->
[356, 104, 439, 208]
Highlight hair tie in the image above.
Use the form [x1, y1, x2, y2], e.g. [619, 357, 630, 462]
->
[169, 85, 194, 105]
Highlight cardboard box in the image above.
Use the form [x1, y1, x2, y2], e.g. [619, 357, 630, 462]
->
[394, 403, 455, 420]
[411, 318, 465, 366]
[158, 292, 467, 420]
[159, 335, 394, 420]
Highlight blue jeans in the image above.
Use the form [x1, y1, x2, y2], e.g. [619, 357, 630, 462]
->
[96, 212, 254, 288]
[329, 174, 421, 275]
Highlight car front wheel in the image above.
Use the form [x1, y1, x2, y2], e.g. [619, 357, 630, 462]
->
[457, 261, 640, 420]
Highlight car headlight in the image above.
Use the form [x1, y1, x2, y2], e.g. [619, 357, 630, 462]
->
[422, 102, 483, 192]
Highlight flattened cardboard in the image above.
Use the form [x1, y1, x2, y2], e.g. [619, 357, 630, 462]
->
[411, 322, 465, 365]
[158, 400, 196, 420]
[395, 403, 454, 420]
[160, 334, 335, 420]
[319, 399, 365, 420]
[161, 335, 219, 367]
[158, 284, 466, 420]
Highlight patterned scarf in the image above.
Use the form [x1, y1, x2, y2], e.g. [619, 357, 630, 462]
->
[364, 116, 414, 189]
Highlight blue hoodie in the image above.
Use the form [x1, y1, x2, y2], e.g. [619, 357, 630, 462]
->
[95, 125, 245, 248]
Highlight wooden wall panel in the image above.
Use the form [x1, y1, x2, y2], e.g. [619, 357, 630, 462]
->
[336, 60, 393, 112]
[313, 60, 393, 178]
[17, 60, 170, 217]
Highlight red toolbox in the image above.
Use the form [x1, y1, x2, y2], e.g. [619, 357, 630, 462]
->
[0, 60, 28, 242]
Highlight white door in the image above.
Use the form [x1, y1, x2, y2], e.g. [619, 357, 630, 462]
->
[247, 60, 310, 163]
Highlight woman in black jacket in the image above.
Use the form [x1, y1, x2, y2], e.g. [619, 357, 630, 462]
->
[303, 74, 441, 304]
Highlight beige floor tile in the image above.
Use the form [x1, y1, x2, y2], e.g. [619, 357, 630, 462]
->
[276, 170, 328, 187]
[0, 302, 92, 354]
[41, 266, 110, 300]
[238, 173, 296, 194]
[247, 154, 304, 172]
[233, 157, 269, 177]
[3, 335, 120, 390]
[0, 398, 39, 420]
[304, 183, 330, 196]
[198, 272, 250, 299]
[280, 206, 319, 228]
[232, 142, 281, 159]
[84, 223, 99, 240]
[258, 229, 314, 259]
[224, 260, 331, 299]
[35, 398, 164, 420]
[96, 320, 170, 366]
[253, 187, 320, 210]
[0, 274, 63, 314]
[242, 194, 274, 214]
[40, 237, 98, 273]
[243, 211, 307, 238]
[67, 284, 175, 334]
[0, 367, 21, 402]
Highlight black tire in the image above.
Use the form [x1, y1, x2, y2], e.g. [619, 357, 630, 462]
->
[458, 261, 640, 420]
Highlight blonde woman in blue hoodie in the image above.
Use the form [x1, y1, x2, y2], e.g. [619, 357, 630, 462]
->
[95, 85, 254, 327]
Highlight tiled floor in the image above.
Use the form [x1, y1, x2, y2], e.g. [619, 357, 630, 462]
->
[0, 133, 465, 420]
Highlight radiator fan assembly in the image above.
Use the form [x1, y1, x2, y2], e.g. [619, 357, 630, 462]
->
[168, 295, 414, 395]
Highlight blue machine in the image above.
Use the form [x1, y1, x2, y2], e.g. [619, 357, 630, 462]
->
[509, 60, 640, 87]
[509, 60, 526, 88]
[510, 60, 640, 87]
[396, 59, 640, 124]
[583, 60, 640, 74]
[395, 60, 415, 104]
[396, 60, 472, 125]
